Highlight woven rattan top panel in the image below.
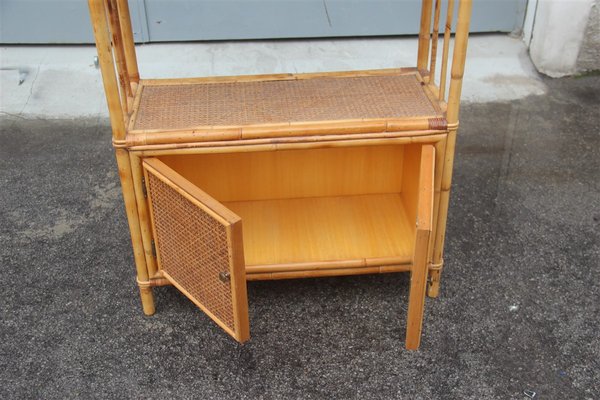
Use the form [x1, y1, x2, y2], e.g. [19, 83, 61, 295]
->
[132, 74, 440, 131]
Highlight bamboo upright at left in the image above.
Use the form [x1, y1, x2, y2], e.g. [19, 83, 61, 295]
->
[88, 0, 155, 314]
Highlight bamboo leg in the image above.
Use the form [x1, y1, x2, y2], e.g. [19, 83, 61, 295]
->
[428, 190, 449, 297]
[129, 152, 158, 278]
[139, 286, 155, 315]
[115, 148, 155, 315]
[406, 229, 431, 350]
[429, 128, 457, 297]
[427, 138, 445, 297]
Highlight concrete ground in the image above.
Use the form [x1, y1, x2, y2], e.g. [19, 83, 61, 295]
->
[1, 42, 599, 398]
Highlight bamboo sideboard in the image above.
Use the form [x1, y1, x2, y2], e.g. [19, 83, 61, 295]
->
[89, 0, 472, 350]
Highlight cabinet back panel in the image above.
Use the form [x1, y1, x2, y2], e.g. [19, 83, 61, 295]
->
[159, 145, 405, 202]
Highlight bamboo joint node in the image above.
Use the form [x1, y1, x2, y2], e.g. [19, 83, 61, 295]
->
[136, 276, 171, 288]
[447, 121, 459, 130]
[112, 138, 128, 148]
[428, 260, 444, 271]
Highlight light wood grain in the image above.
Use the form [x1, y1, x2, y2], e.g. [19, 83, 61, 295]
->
[158, 145, 405, 202]
[405, 145, 434, 350]
[223, 194, 415, 267]
[400, 144, 423, 234]
[405, 228, 431, 349]
[227, 219, 250, 342]
[416, 146, 434, 231]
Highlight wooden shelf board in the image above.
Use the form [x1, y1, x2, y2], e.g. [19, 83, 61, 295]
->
[223, 193, 415, 268]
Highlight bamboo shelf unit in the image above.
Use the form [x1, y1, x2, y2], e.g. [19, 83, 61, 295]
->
[89, 0, 472, 349]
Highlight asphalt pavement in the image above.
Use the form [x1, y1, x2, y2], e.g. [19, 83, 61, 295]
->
[1, 75, 598, 399]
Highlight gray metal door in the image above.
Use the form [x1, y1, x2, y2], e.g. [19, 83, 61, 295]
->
[0, 0, 149, 43]
[0, 0, 526, 44]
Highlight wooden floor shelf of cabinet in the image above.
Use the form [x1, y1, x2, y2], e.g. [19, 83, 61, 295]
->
[149, 143, 428, 279]
[226, 193, 414, 276]
[89, 0, 472, 349]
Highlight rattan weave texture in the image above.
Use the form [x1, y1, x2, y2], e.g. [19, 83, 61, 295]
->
[133, 74, 439, 131]
[146, 170, 235, 331]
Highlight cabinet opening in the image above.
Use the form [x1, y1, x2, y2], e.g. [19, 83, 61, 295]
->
[156, 143, 429, 270]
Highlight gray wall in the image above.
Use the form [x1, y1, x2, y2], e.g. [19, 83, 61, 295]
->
[0, 0, 526, 44]
[576, 0, 600, 72]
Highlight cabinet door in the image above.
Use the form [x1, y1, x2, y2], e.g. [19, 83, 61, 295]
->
[143, 158, 249, 342]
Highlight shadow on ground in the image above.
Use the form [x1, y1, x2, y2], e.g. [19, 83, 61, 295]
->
[1, 76, 599, 399]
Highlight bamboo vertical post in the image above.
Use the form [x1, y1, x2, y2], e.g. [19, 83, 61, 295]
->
[105, 0, 133, 112]
[429, 0, 472, 297]
[438, 0, 455, 100]
[417, 0, 433, 75]
[129, 152, 159, 278]
[116, 148, 155, 316]
[446, 0, 472, 125]
[88, 0, 125, 141]
[89, 0, 154, 315]
[429, 0, 442, 85]
[428, 137, 446, 262]
[116, 0, 140, 84]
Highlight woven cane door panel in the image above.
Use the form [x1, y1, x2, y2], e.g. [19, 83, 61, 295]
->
[143, 159, 248, 341]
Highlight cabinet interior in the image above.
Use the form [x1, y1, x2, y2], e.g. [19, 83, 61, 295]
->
[157, 143, 426, 269]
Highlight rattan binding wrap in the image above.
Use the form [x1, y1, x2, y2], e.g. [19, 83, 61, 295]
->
[133, 74, 440, 131]
[146, 170, 235, 331]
